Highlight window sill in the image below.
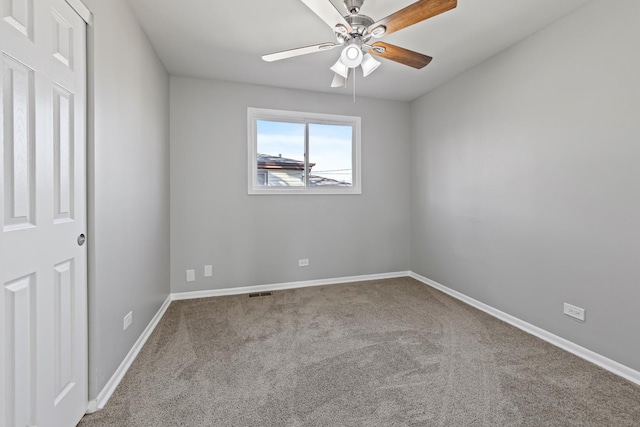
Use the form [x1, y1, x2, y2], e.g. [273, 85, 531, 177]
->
[248, 186, 361, 196]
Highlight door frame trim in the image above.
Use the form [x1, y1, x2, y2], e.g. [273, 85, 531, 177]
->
[65, 0, 93, 26]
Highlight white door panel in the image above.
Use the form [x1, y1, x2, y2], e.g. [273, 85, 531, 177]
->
[1, 0, 87, 426]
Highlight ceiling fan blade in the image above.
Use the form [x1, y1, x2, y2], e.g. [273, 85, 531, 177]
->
[262, 43, 338, 62]
[369, 42, 432, 69]
[300, 0, 353, 34]
[368, 0, 457, 37]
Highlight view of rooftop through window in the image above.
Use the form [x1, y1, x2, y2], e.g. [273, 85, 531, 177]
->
[256, 120, 353, 187]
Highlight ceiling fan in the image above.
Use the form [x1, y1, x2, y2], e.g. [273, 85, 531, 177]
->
[262, 0, 457, 87]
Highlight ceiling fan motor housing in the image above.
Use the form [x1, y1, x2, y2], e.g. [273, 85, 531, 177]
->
[345, 14, 374, 35]
[335, 13, 373, 43]
[335, 12, 374, 53]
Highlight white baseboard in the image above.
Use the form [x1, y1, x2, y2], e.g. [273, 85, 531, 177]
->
[408, 271, 640, 386]
[86, 400, 97, 414]
[87, 294, 173, 413]
[171, 271, 410, 301]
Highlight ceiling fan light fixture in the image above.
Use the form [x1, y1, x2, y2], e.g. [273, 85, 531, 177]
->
[331, 73, 345, 88]
[340, 44, 363, 68]
[331, 69, 351, 87]
[361, 53, 381, 77]
[330, 58, 350, 78]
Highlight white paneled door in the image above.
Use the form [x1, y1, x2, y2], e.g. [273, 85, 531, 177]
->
[1, 0, 88, 426]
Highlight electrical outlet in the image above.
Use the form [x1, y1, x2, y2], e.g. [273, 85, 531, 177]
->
[204, 265, 213, 277]
[123, 311, 133, 330]
[186, 269, 195, 282]
[298, 259, 309, 267]
[564, 303, 585, 321]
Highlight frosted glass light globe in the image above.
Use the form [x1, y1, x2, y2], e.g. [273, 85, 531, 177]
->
[340, 45, 363, 68]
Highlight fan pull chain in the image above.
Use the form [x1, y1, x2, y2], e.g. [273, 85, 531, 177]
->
[353, 68, 356, 103]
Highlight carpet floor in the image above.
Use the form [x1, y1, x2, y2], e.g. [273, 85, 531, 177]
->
[79, 277, 640, 426]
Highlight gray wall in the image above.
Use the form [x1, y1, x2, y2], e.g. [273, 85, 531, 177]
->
[170, 77, 411, 293]
[85, 0, 170, 398]
[410, 0, 640, 371]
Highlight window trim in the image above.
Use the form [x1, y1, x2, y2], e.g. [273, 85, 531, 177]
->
[247, 107, 362, 195]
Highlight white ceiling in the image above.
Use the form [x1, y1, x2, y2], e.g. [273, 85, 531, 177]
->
[125, 0, 593, 102]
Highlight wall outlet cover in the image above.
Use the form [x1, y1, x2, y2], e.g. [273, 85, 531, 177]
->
[204, 265, 213, 277]
[186, 269, 196, 282]
[298, 259, 309, 267]
[123, 311, 133, 330]
[563, 303, 585, 321]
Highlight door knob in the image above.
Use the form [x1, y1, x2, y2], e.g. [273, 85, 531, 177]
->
[77, 233, 86, 246]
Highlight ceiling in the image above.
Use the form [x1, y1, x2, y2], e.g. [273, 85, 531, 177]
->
[125, 0, 593, 102]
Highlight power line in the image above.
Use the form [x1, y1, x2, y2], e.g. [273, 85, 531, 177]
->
[312, 169, 352, 173]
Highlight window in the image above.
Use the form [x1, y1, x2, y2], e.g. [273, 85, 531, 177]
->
[248, 108, 361, 195]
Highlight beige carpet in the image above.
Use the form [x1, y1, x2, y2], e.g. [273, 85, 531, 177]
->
[79, 277, 640, 426]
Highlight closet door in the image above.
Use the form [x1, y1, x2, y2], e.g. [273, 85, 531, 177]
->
[1, 0, 88, 425]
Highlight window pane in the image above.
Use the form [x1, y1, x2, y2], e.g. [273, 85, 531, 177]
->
[256, 120, 305, 187]
[308, 123, 353, 187]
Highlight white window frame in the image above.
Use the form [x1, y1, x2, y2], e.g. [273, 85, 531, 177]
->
[248, 107, 362, 195]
